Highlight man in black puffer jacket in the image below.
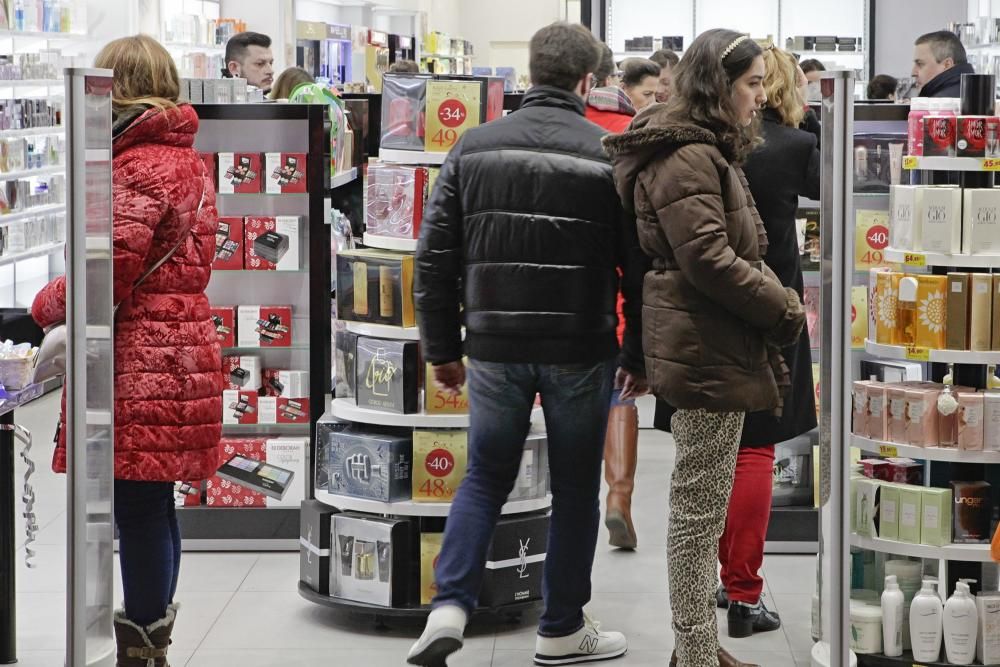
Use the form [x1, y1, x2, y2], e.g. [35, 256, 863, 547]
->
[407, 22, 647, 667]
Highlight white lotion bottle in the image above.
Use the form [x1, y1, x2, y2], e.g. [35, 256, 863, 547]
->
[910, 579, 943, 662]
[881, 575, 905, 657]
[943, 580, 978, 664]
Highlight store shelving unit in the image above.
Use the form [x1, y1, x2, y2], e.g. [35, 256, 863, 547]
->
[361, 232, 417, 251]
[849, 534, 995, 563]
[864, 339, 1000, 365]
[852, 435, 1000, 465]
[315, 491, 552, 518]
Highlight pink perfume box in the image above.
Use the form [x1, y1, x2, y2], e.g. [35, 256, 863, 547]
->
[868, 383, 890, 441]
[887, 385, 909, 444]
[957, 391, 985, 451]
[905, 387, 941, 447]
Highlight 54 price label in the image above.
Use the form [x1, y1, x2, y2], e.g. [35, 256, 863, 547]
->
[903, 252, 926, 267]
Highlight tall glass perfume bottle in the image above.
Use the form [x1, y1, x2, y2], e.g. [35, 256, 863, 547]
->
[938, 379, 959, 448]
[895, 277, 918, 346]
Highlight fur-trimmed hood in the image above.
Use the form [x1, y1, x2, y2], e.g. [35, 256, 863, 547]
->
[602, 103, 718, 215]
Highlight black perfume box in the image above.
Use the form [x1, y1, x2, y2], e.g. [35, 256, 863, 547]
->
[335, 249, 415, 327]
[332, 513, 414, 607]
[479, 512, 549, 608]
[327, 429, 412, 501]
[253, 231, 290, 263]
[334, 330, 360, 399]
[299, 499, 338, 595]
[355, 337, 419, 414]
[951, 481, 993, 543]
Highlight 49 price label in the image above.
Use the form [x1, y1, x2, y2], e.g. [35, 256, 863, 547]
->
[855, 209, 890, 270]
[425, 80, 483, 153]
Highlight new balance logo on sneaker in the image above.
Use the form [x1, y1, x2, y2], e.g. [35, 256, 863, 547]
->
[579, 634, 600, 654]
[534, 614, 627, 665]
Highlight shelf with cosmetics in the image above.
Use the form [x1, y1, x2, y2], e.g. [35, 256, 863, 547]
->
[852, 435, 1000, 465]
[850, 535, 996, 564]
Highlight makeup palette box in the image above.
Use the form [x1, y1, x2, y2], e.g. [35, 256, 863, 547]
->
[223, 355, 261, 391]
[946, 272, 970, 350]
[222, 389, 259, 425]
[218, 152, 263, 194]
[479, 512, 549, 608]
[335, 249, 416, 327]
[237, 305, 292, 348]
[300, 499, 338, 595]
[199, 152, 217, 191]
[327, 429, 413, 501]
[206, 438, 266, 507]
[355, 337, 419, 414]
[897, 485, 923, 544]
[508, 432, 550, 502]
[365, 162, 428, 240]
[920, 486, 953, 547]
[412, 429, 468, 502]
[420, 531, 443, 605]
[334, 330, 360, 399]
[951, 481, 992, 544]
[917, 186, 962, 254]
[258, 396, 310, 424]
[244, 216, 301, 271]
[425, 359, 469, 414]
[174, 481, 202, 508]
[889, 185, 919, 251]
[210, 306, 236, 348]
[213, 217, 244, 270]
[265, 152, 307, 194]
[264, 438, 307, 507]
[915, 275, 948, 349]
[332, 513, 413, 607]
[958, 391, 986, 451]
[971, 273, 994, 351]
[963, 188, 1000, 254]
[261, 369, 309, 398]
[878, 483, 900, 541]
[923, 116, 957, 157]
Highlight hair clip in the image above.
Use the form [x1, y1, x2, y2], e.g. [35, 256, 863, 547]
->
[722, 35, 750, 61]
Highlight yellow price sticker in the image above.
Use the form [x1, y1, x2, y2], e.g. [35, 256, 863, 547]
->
[904, 252, 926, 267]
[878, 445, 899, 457]
[984, 158, 1000, 171]
[905, 346, 930, 361]
[902, 156, 919, 170]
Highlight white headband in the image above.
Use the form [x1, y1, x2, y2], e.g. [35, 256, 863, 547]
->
[721, 35, 750, 61]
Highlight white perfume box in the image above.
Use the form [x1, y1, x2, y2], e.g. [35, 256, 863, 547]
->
[985, 392, 1000, 452]
[963, 188, 1000, 254]
[890, 185, 919, 251]
[265, 438, 306, 508]
[977, 593, 1000, 664]
[918, 186, 962, 254]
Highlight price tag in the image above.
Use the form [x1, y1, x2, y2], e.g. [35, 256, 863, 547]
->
[904, 252, 926, 267]
[984, 158, 1000, 171]
[905, 346, 930, 361]
[902, 156, 919, 170]
[855, 210, 890, 270]
[425, 80, 482, 153]
[878, 445, 899, 457]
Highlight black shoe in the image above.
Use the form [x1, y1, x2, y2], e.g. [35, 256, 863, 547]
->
[727, 598, 781, 638]
[716, 586, 729, 609]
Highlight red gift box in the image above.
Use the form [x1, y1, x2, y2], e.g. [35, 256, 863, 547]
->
[210, 306, 236, 348]
[259, 396, 310, 424]
[261, 369, 309, 398]
[957, 116, 989, 157]
[244, 216, 300, 271]
[222, 389, 259, 425]
[223, 355, 261, 391]
[213, 217, 245, 270]
[265, 152, 308, 194]
[219, 152, 263, 194]
[923, 116, 957, 157]
[206, 438, 266, 507]
[860, 458, 891, 481]
[885, 457, 923, 484]
[199, 153, 217, 191]
[237, 305, 293, 348]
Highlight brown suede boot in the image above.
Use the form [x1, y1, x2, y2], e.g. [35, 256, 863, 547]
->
[114, 604, 177, 667]
[669, 648, 761, 667]
[604, 403, 639, 550]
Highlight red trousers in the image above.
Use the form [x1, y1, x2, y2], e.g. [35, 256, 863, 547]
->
[718, 444, 775, 605]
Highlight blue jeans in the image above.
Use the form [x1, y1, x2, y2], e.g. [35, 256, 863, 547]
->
[114, 479, 181, 626]
[432, 358, 615, 636]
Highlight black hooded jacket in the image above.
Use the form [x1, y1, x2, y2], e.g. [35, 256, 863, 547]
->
[920, 62, 975, 98]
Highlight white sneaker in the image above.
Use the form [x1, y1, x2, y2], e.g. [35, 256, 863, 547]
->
[534, 614, 628, 665]
[407, 604, 467, 666]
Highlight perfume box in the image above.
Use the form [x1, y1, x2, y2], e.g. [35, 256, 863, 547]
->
[265, 152, 308, 194]
[355, 337, 419, 414]
[237, 305, 293, 348]
[262, 369, 309, 398]
[245, 216, 301, 271]
[364, 162, 428, 240]
[915, 275, 948, 349]
[958, 391, 986, 451]
[951, 480, 992, 543]
[854, 478, 878, 538]
[878, 482, 900, 541]
[300, 499, 338, 595]
[213, 217, 244, 270]
[210, 306, 237, 348]
[259, 396, 310, 424]
[223, 355, 261, 391]
[874, 272, 901, 345]
[859, 360, 924, 383]
[327, 429, 412, 501]
[970, 273, 993, 352]
[218, 152, 263, 194]
[335, 250, 416, 327]
[946, 272, 970, 350]
[314, 414, 352, 493]
[923, 116, 957, 157]
[905, 387, 940, 447]
[380, 73, 431, 152]
[420, 531, 443, 605]
[994, 276, 1000, 350]
[962, 189, 1000, 254]
[889, 185, 919, 251]
[984, 392, 1000, 451]
[867, 383, 889, 441]
[887, 385, 908, 443]
[852, 380, 873, 437]
[222, 389, 259, 425]
[174, 480, 202, 508]
[885, 457, 923, 484]
[897, 485, 922, 543]
[920, 486, 953, 547]
[918, 186, 962, 254]
[332, 513, 413, 607]
[425, 360, 469, 414]
[508, 431, 550, 502]
[977, 593, 1000, 664]
[412, 429, 468, 502]
[334, 330, 360, 399]
[479, 512, 549, 608]
[206, 439, 266, 507]
[199, 152, 217, 191]
[265, 438, 307, 508]
[957, 116, 989, 157]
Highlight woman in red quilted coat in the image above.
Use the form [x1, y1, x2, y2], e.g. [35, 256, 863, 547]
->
[32, 35, 221, 665]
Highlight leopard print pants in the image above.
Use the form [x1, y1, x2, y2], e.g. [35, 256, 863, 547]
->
[669, 409, 745, 667]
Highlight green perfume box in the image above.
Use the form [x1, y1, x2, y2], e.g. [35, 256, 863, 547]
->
[921, 487, 953, 547]
[878, 483, 900, 541]
[897, 485, 923, 544]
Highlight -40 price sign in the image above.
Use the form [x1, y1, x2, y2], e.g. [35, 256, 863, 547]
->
[425, 80, 482, 153]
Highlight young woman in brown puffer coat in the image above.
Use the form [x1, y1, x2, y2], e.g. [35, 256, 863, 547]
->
[604, 29, 806, 667]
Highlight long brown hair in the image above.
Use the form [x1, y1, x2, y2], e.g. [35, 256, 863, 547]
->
[269, 67, 314, 100]
[94, 35, 180, 113]
[665, 28, 763, 162]
[763, 46, 804, 127]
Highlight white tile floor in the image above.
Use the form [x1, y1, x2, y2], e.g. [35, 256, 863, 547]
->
[10, 392, 817, 666]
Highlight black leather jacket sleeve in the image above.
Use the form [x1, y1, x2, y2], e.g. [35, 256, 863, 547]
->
[618, 208, 647, 376]
[415, 141, 465, 365]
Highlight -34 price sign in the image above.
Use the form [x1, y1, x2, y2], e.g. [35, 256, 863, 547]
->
[425, 80, 483, 153]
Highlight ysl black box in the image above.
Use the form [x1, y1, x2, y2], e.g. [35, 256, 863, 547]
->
[355, 337, 419, 414]
[479, 512, 549, 608]
[299, 499, 338, 595]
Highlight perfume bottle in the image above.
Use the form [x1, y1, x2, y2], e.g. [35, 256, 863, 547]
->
[379, 266, 394, 318]
[938, 382, 959, 448]
[14, 0, 25, 32]
[894, 277, 918, 346]
[353, 261, 369, 315]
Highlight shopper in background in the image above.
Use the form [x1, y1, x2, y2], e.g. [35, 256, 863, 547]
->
[714, 44, 818, 640]
[650, 48, 680, 103]
[222, 31, 274, 92]
[867, 74, 899, 100]
[585, 43, 636, 133]
[269, 66, 315, 100]
[605, 28, 805, 667]
[389, 59, 420, 73]
[32, 34, 221, 666]
[799, 58, 825, 102]
[409, 21, 647, 667]
[912, 30, 973, 98]
[619, 57, 661, 111]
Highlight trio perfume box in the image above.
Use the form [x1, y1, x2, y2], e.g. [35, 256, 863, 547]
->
[327, 429, 413, 502]
[213, 217, 244, 270]
[245, 216, 301, 271]
[265, 152, 308, 194]
[332, 513, 413, 607]
[210, 306, 236, 348]
[299, 499, 338, 595]
[223, 355, 262, 391]
[334, 330, 360, 399]
[237, 305, 293, 347]
[412, 429, 468, 503]
[365, 162, 428, 240]
[218, 152, 263, 194]
[479, 513, 549, 608]
[336, 250, 415, 327]
[355, 337, 419, 414]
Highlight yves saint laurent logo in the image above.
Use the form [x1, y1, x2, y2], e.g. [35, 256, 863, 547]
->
[976, 207, 998, 224]
[517, 538, 531, 579]
[926, 205, 948, 223]
[579, 633, 600, 654]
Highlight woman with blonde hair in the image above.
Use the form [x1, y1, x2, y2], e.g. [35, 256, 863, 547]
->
[32, 34, 221, 664]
